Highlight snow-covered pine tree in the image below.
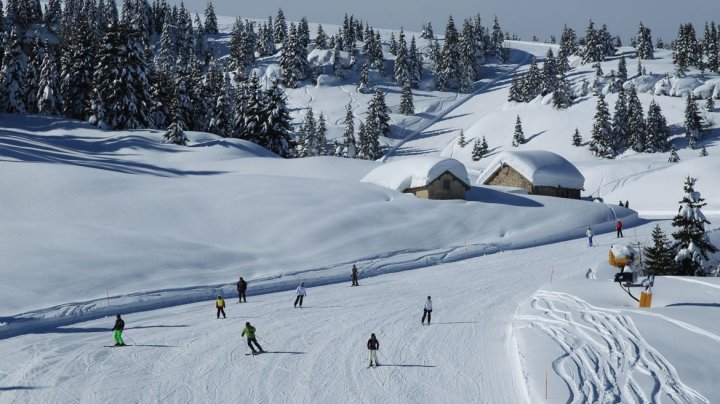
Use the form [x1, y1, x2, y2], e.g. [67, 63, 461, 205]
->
[258, 80, 292, 157]
[599, 24, 617, 57]
[399, 82, 414, 115]
[437, 16, 462, 90]
[357, 119, 381, 160]
[24, 33, 42, 114]
[471, 136, 489, 160]
[371, 31, 384, 76]
[643, 225, 675, 275]
[238, 72, 263, 143]
[421, 21, 434, 39]
[521, 58, 541, 101]
[44, 0, 62, 33]
[297, 17, 310, 49]
[635, 22, 654, 60]
[274, 8, 287, 43]
[589, 93, 613, 158]
[280, 23, 307, 88]
[0, 27, 27, 113]
[610, 87, 629, 155]
[706, 95, 715, 112]
[507, 72, 523, 102]
[355, 121, 370, 159]
[358, 59, 370, 93]
[149, 69, 173, 129]
[193, 12, 210, 63]
[154, 20, 176, 73]
[206, 70, 233, 138]
[644, 100, 669, 152]
[457, 129, 466, 147]
[705, 22, 719, 73]
[552, 73, 572, 109]
[163, 96, 188, 146]
[617, 55, 628, 82]
[671, 177, 718, 275]
[490, 16, 505, 61]
[316, 112, 328, 156]
[341, 101, 356, 158]
[572, 128, 582, 146]
[428, 37, 441, 74]
[36, 47, 62, 115]
[627, 85, 646, 152]
[684, 92, 702, 147]
[673, 23, 699, 77]
[582, 20, 604, 64]
[315, 24, 328, 49]
[388, 32, 397, 55]
[460, 18, 481, 84]
[668, 144, 680, 162]
[393, 28, 410, 86]
[298, 107, 317, 157]
[332, 43, 345, 79]
[512, 115, 525, 147]
[541, 48, 557, 95]
[407, 36, 422, 88]
[699, 145, 708, 156]
[557, 24, 577, 74]
[366, 88, 390, 137]
[204, 1, 218, 34]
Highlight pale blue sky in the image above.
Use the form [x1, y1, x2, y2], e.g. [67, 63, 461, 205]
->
[173, 0, 720, 44]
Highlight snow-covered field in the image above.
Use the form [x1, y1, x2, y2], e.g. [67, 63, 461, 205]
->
[2, 23, 720, 403]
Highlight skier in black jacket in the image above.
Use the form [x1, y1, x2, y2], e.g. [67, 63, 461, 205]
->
[237, 277, 247, 303]
[367, 333, 380, 367]
[112, 315, 126, 346]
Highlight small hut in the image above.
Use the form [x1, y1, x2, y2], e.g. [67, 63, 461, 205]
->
[361, 157, 470, 200]
[477, 150, 584, 199]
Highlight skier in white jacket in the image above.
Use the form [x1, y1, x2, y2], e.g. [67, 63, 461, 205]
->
[421, 296, 433, 325]
[586, 226, 594, 247]
[294, 282, 307, 308]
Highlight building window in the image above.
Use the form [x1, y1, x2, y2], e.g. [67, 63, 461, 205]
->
[443, 179, 451, 190]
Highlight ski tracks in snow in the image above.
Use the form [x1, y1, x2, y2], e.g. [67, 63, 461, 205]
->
[516, 291, 708, 403]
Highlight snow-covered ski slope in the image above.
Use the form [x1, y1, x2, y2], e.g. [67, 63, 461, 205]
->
[2, 29, 720, 402]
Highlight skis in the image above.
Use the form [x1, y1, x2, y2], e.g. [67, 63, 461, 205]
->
[104, 345, 131, 348]
[245, 351, 265, 356]
[366, 364, 380, 369]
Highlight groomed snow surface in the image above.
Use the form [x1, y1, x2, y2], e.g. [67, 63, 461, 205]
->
[2, 34, 720, 403]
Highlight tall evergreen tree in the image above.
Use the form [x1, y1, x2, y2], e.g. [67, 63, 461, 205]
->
[644, 100, 669, 152]
[316, 112, 328, 156]
[541, 48, 557, 95]
[297, 17, 310, 49]
[24, 33, 43, 114]
[398, 82, 414, 115]
[643, 225, 675, 275]
[163, 96, 188, 146]
[341, 101, 356, 158]
[149, 69, 173, 129]
[627, 85, 646, 152]
[36, 48, 62, 115]
[366, 88, 390, 137]
[315, 24, 328, 49]
[258, 80, 292, 157]
[582, 20, 604, 64]
[0, 27, 27, 113]
[437, 16, 462, 90]
[617, 55, 628, 82]
[512, 115, 525, 147]
[589, 93, 613, 158]
[457, 129, 466, 147]
[521, 58, 541, 101]
[472, 136, 488, 160]
[273, 8, 287, 43]
[557, 24, 577, 74]
[552, 73, 572, 109]
[204, 1, 218, 34]
[358, 60, 370, 94]
[407, 36, 422, 88]
[507, 72, 523, 102]
[635, 22, 654, 60]
[671, 177, 718, 275]
[297, 107, 317, 157]
[332, 43, 344, 79]
[684, 93, 702, 147]
[610, 87, 629, 155]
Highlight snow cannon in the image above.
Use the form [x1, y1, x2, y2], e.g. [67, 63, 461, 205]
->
[610, 244, 639, 284]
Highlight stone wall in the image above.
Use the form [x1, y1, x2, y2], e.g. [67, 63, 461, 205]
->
[485, 164, 581, 199]
[405, 172, 468, 200]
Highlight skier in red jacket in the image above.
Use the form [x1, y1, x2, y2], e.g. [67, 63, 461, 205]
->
[615, 219, 624, 238]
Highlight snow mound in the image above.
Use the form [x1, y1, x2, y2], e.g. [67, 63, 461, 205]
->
[308, 49, 334, 66]
[361, 156, 470, 191]
[477, 150, 585, 189]
[625, 74, 663, 93]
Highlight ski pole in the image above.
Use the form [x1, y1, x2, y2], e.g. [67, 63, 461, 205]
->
[124, 333, 137, 346]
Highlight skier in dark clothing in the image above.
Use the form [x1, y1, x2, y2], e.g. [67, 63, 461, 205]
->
[616, 219, 624, 238]
[619, 200, 624, 207]
[242, 322, 264, 354]
[112, 315, 126, 346]
[625, 200, 629, 209]
[351, 264, 359, 286]
[422, 296, 433, 325]
[216, 295, 226, 319]
[237, 277, 247, 303]
[367, 333, 380, 367]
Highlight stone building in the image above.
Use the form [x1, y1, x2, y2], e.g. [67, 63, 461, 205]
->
[477, 150, 584, 199]
[361, 156, 471, 200]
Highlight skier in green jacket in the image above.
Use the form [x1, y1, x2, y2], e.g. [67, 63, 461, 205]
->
[241, 322, 265, 354]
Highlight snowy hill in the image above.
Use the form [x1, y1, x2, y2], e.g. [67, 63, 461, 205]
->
[2, 15, 720, 404]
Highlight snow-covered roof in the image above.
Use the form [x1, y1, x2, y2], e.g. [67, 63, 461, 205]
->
[477, 150, 585, 189]
[361, 157, 470, 191]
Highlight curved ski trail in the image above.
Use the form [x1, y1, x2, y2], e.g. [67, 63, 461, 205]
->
[517, 291, 708, 403]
